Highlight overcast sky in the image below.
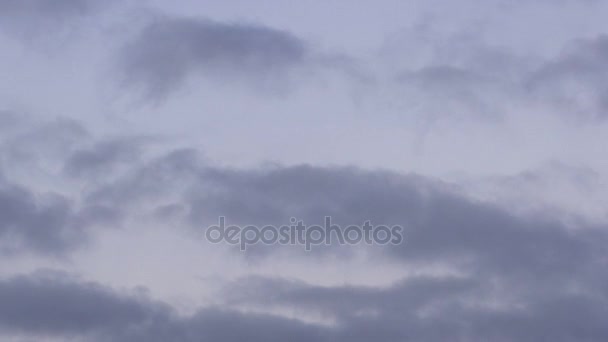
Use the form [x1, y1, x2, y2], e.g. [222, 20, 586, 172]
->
[2, 0, 608, 341]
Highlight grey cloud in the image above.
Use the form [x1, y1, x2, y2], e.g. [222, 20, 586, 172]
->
[2, 265, 606, 342]
[1, 117, 603, 282]
[187, 161, 607, 340]
[401, 65, 489, 86]
[397, 65, 509, 120]
[386, 30, 608, 122]
[187, 162, 606, 280]
[0, 271, 331, 342]
[0, 181, 83, 255]
[460, 161, 608, 222]
[63, 137, 147, 178]
[386, 188, 602, 277]
[0, 0, 107, 37]
[0, 177, 121, 256]
[0, 118, 128, 256]
[378, 26, 535, 121]
[0, 0, 93, 16]
[120, 16, 309, 100]
[527, 35, 608, 120]
[2, 120, 608, 339]
[221, 271, 608, 342]
[82, 148, 608, 277]
[83, 148, 203, 208]
[1, 117, 88, 165]
[222, 275, 478, 320]
[188, 165, 425, 226]
[144, 309, 329, 342]
[0, 270, 165, 337]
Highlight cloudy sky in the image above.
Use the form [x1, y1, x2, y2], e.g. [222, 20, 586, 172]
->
[2, 0, 608, 341]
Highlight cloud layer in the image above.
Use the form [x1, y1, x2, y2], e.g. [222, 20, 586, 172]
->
[2, 1, 608, 341]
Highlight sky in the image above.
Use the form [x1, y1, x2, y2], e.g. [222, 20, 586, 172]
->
[1, 0, 608, 341]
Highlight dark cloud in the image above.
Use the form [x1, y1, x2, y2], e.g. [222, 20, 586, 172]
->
[186, 162, 607, 278]
[188, 165, 426, 226]
[1, 117, 607, 340]
[184, 160, 607, 340]
[0, 271, 331, 342]
[0, 177, 122, 256]
[221, 270, 608, 342]
[75, 149, 608, 340]
[1, 252, 607, 342]
[0, 180, 83, 255]
[120, 16, 310, 100]
[2, 1, 608, 340]
[82, 147, 608, 273]
[0, 118, 126, 256]
[0, 270, 165, 337]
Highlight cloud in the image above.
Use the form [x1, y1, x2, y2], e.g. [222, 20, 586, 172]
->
[79, 145, 608, 272]
[0, 0, 106, 37]
[380, 26, 608, 122]
[2, 2, 608, 341]
[0, 0, 93, 17]
[0, 271, 331, 342]
[63, 137, 148, 178]
[220, 270, 608, 342]
[185, 161, 607, 279]
[396, 64, 513, 121]
[0, 270, 165, 337]
[120, 16, 310, 100]
[527, 35, 608, 120]
[0, 176, 123, 256]
[0, 117, 123, 256]
[1, 117, 607, 340]
[1, 117, 88, 165]
[0, 180, 82, 255]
